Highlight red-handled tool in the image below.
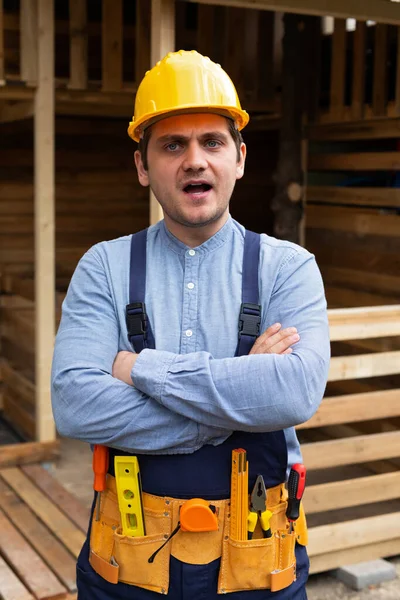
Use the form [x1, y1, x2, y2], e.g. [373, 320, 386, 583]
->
[286, 463, 306, 533]
[93, 444, 109, 521]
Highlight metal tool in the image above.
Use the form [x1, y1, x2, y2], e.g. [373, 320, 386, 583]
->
[286, 463, 306, 533]
[92, 444, 109, 521]
[247, 474, 273, 539]
[114, 455, 146, 537]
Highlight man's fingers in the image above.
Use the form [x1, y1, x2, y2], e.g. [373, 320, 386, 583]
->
[267, 334, 299, 355]
[249, 323, 281, 354]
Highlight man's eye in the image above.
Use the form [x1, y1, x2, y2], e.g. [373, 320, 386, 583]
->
[166, 142, 180, 151]
[206, 140, 220, 148]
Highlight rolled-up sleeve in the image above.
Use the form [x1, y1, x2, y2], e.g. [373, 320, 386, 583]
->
[132, 251, 330, 431]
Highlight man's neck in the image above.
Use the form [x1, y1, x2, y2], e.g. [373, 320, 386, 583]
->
[163, 213, 229, 248]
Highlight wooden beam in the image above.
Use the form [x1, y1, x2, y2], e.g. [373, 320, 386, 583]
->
[308, 511, 400, 557]
[372, 24, 388, 116]
[329, 306, 400, 341]
[68, 0, 88, 90]
[0, 0, 4, 85]
[351, 21, 366, 120]
[309, 151, 400, 170]
[298, 389, 400, 430]
[310, 538, 400, 575]
[306, 205, 400, 238]
[20, 0, 38, 85]
[150, 0, 175, 226]
[0, 553, 34, 600]
[329, 351, 400, 381]
[321, 266, 400, 296]
[0, 100, 34, 123]
[183, 0, 400, 25]
[0, 441, 59, 468]
[35, 0, 55, 443]
[307, 116, 400, 140]
[135, 0, 151, 85]
[329, 19, 346, 121]
[302, 431, 400, 470]
[396, 27, 400, 115]
[307, 186, 400, 208]
[304, 471, 400, 514]
[102, 0, 123, 91]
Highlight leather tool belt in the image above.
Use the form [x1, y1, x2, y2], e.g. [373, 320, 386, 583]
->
[89, 474, 308, 595]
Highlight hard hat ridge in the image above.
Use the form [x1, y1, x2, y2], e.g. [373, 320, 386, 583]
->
[128, 50, 249, 142]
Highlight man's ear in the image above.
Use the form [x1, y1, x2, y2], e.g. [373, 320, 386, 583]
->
[236, 143, 246, 180]
[134, 150, 149, 187]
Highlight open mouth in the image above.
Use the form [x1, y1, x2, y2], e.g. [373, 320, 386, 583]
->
[183, 183, 212, 194]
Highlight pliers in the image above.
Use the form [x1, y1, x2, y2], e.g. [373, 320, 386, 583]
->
[247, 474, 273, 539]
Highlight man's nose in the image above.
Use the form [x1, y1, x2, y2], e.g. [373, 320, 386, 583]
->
[182, 143, 208, 171]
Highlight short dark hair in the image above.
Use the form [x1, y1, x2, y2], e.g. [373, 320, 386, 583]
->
[137, 117, 243, 171]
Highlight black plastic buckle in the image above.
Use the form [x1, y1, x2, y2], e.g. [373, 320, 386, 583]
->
[126, 302, 148, 339]
[238, 303, 261, 338]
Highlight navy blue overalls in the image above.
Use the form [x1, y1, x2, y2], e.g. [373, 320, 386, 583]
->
[76, 228, 309, 599]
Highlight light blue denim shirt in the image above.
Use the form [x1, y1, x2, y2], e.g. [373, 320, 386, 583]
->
[51, 216, 330, 470]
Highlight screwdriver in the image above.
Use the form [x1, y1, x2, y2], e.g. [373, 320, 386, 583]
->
[286, 463, 306, 533]
[93, 444, 109, 521]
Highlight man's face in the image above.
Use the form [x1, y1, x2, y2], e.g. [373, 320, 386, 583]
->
[134, 113, 246, 230]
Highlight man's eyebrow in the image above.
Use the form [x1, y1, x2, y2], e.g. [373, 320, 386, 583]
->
[156, 131, 229, 144]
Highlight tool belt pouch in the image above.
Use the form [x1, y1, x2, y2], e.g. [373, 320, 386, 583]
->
[89, 481, 173, 594]
[217, 496, 307, 594]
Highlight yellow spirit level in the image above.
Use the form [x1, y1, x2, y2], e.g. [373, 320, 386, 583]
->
[114, 456, 146, 537]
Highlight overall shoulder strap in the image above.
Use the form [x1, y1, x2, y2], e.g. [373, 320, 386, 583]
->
[126, 229, 155, 352]
[236, 230, 261, 357]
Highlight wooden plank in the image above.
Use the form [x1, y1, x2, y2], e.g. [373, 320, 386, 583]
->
[329, 19, 346, 121]
[309, 538, 400, 574]
[321, 266, 400, 296]
[308, 511, 400, 557]
[396, 27, 400, 115]
[372, 24, 388, 117]
[327, 305, 400, 342]
[304, 471, 400, 515]
[35, 0, 55, 443]
[135, 0, 151, 84]
[0, 100, 34, 123]
[2, 361, 34, 407]
[297, 389, 400, 430]
[0, 478, 77, 593]
[22, 464, 90, 533]
[187, 0, 400, 26]
[307, 186, 400, 208]
[0, 441, 59, 468]
[325, 286, 399, 309]
[309, 151, 400, 170]
[0, 0, 4, 85]
[307, 205, 400, 238]
[197, 4, 216, 57]
[0, 468, 85, 558]
[328, 351, 400, 381]
[68, 0, 87, 90]
[150, 0, 175, 226]
[307, 116, 400, 140]
[20, 0, 38, 84]
[3, 390, 35, 440]
[0, 554, 34, 600]
[102, 0, 123, 91]
[351, 21, 366, 120]
[0, 507, 67, 599]
[302, 431, 400, 470]
[257, 11, 275, 106]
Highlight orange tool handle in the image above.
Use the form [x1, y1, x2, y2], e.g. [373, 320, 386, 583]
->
[92, 444, 109, 492]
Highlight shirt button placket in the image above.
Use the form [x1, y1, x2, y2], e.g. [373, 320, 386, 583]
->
[182, 249, 199, 353]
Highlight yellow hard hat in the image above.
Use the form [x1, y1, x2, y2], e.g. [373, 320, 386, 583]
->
[128, 50, 249, 142]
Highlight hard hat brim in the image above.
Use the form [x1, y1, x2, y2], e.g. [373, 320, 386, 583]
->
[128, 105, 249, 143]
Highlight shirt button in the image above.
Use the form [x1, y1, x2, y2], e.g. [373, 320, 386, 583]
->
[187, 282, 195, 290]
[185, 329, 193, 337]
[188, 249, 196, 256]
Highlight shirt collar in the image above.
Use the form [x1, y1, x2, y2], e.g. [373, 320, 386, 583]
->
[160, 215, 234, 255]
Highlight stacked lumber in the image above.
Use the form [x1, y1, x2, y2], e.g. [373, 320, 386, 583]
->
[298, 305, 400, 573]
[0, 463, 89, 600]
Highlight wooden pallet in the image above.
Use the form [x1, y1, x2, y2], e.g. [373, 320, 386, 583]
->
[0, 463, 89, 600]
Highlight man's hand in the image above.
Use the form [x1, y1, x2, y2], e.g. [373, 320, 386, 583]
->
[112, 351, 138, 386]
[249, 323, 300, 355]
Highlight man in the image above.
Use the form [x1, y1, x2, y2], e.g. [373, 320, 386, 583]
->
[52, 50, 330, 599]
